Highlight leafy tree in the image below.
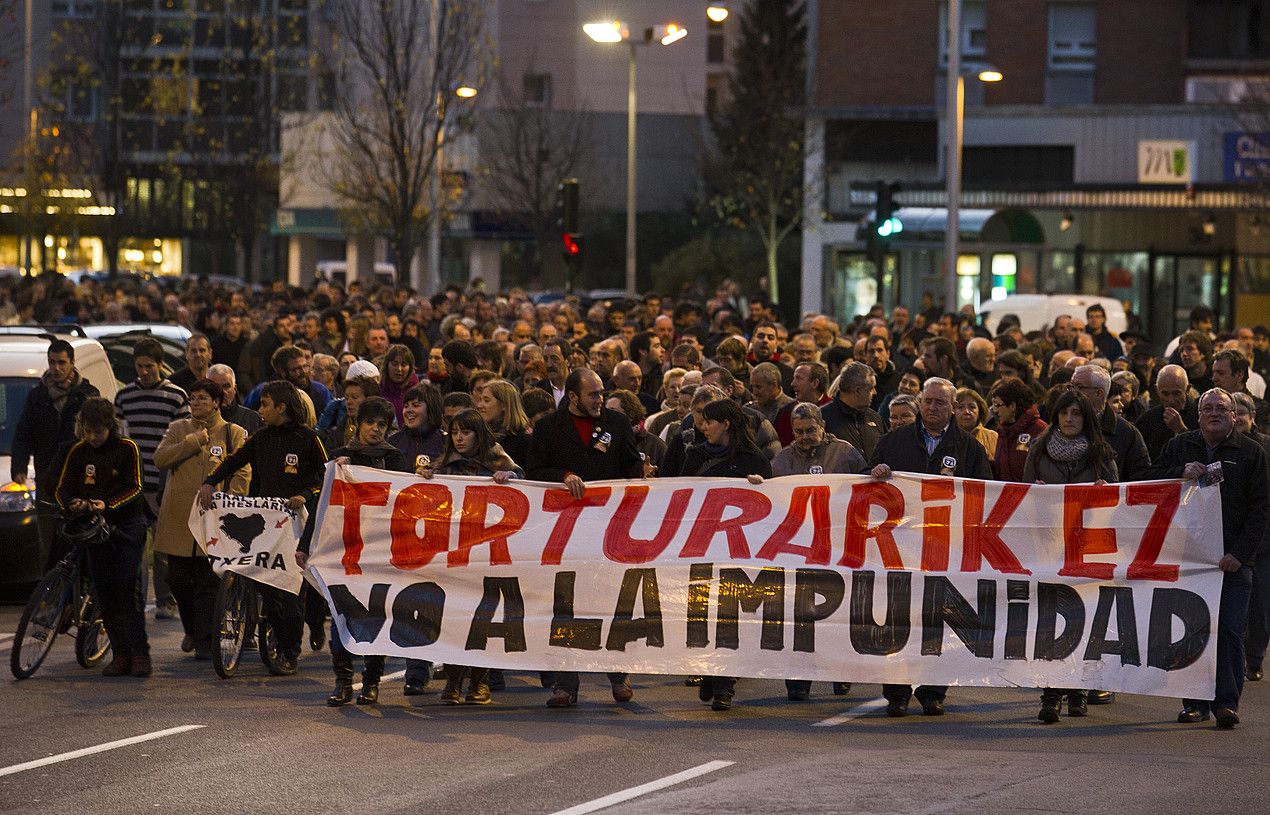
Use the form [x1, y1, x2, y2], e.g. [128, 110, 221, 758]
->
[704, 0, 808, 305]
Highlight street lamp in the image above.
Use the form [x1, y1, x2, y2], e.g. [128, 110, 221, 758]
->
[706, 4, 731, 23]
[585, 19, 687, 296]
[426, 84, 478, 295]
[944, 0, 1003, 313]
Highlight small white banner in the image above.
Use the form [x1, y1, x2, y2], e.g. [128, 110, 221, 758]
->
[189, 493, 308, 595]
[1138, 140, 1195, 184]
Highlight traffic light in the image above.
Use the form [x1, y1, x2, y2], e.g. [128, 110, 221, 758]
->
[558, 178, 582, 291]
[874, 181, 903, 239]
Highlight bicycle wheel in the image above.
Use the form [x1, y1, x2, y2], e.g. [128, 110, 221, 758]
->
[74, 591, 111, 668]
[257, 613, 283, 673]
[11, 565, 74, 679]
[212, 573, 248, 679]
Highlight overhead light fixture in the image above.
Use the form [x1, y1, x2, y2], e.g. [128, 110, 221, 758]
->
[977, 68, 1004, 83]
[1202, 212, 1217, 236]
[706, 3, 730, 23]
[1060, 211, 1073, 231]
[454, 86, 478, 99]
[656, 23, 687, 45]
[584, 20, 627, 43]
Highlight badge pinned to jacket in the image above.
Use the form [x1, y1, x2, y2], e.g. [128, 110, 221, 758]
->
[940, 455, 957, 476]
[284, 453, 299, 474]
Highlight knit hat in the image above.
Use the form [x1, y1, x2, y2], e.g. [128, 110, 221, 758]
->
[346, 360, 380, 380]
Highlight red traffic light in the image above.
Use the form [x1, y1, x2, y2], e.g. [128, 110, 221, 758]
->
[562, 232, 581, 256]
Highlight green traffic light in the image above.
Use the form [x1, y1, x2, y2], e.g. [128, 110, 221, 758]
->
[876, 217, 903, 238]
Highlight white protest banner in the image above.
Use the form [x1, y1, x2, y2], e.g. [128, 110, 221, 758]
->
[189, 493, 308, 595]
[307, 463, 1224, 698]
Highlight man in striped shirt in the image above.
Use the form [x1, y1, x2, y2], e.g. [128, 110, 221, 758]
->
[114, 337, 190, 620]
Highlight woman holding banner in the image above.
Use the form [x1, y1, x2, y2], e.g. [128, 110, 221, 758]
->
[420, 409, 522, 705]
[1023, 387, 1118, 723]
[681, 398, 772, 711]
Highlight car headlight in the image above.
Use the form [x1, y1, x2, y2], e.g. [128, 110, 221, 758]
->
[0, 482, 35, 513]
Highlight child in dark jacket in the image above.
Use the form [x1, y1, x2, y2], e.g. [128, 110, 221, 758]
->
[325, 397, 410, 706]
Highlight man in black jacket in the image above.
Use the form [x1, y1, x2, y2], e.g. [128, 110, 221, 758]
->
[1073, 364, 1152, 483]
[11, 338, 101, 568]
[868, 377, 992, 718]
[1148, 388, 1269, 729]
[822, 362, 884, 460]
[527, 368, 643, 708]
[1136, 364, 1197, 461]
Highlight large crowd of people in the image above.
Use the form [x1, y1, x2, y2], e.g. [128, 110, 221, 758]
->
[5, 272, 1269, 727]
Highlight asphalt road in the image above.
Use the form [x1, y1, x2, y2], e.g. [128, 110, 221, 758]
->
[1, 606, 1267, 815]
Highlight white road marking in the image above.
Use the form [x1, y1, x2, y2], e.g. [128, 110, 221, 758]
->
[0, 725, 205, 778]
[0, 633, 15, 642]
[811, 697, 889, 727]
[549, 760, 735, 815]
[352, 668, 406, 692]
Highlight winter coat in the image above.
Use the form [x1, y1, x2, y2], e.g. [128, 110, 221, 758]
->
[153, 414, 250, 557]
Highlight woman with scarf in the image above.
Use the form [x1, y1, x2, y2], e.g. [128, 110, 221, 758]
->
[379, 344, 420, 426]
[680, 398, 771, 711]
[1023, 387, 1117, 723]
[475, 379, 532, 469]
[420, 409, 522, 705]
[154, 379, 250, 661]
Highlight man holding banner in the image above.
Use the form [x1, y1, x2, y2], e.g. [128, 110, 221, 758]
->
[526, 367, 644, 708]
[1148, 387, 1269, 728]
[868, 377, 992, 717]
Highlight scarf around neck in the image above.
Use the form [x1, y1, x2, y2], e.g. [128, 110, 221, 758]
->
[1046, 432, 1089, 462]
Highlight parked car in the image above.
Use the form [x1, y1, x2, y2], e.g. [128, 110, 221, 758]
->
[315, 260, 397, 288]
[980, 294, 1127, 337]
[0, 332, 118, 585]
[82, 324, 191, 385]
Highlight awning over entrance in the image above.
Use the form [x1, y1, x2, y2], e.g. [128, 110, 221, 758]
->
[867, 207, 1046, 244]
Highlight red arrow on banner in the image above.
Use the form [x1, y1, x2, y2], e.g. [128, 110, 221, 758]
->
[275, 518, 287, 528]
[207, 537, 219, 548]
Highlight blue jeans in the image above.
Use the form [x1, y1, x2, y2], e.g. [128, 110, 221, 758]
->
[1185, 566, 1253, 712]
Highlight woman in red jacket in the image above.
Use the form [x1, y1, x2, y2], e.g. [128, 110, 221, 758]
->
[989, 377, 1048, 482]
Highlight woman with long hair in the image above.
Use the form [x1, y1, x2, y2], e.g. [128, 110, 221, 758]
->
[1023, 388, 1117, 723]
[680, 398, 772, 711]
[420, 409, 521, 705]
[475, 379, 531, 469]
[380, 344, 420, 425]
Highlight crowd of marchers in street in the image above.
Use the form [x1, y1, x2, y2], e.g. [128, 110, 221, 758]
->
[4, 272, 1267, 727]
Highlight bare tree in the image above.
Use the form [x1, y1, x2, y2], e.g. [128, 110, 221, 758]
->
[323, 0, 489, 285]
[476, 75, 593, 288]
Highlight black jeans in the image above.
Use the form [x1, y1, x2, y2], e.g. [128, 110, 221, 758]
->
[1185, 566, 1253, 712]
[87, 518, 149, 659]
[329, 619, 384, 683]
[166, 554, 219, 648]
[1245, 564, 1270, 671]
[258, 583, 304, 661]
[553, 671, 628, 694]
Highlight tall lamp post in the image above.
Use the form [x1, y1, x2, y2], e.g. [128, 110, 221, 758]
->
[944, 0, 1002, 313]
[584, 20, 687, 296]
[425, 84, 478, 295]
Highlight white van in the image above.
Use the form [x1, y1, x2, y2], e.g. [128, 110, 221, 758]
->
[314, 260, 398, 288]
[0, 331, 118, 583]
[981, 294, 1127, 337]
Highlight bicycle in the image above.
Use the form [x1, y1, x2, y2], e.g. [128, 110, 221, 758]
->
[210, 571, 283, 679]
[10, 511, 112, 680]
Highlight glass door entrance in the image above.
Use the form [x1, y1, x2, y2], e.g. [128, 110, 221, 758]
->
[1150, 255, 1220, 342]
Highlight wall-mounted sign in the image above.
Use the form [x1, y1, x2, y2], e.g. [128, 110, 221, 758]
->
[1138, 140, 1195, 184]
[1223, 132, 1270, 183]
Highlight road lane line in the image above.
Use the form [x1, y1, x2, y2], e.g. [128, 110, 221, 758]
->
[549, 760, 735, 815]
[352, 669, 406, 692]
[811, 697, 889, 727]
[0, 725, 205, 778]
[0, 633, 14, 642]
